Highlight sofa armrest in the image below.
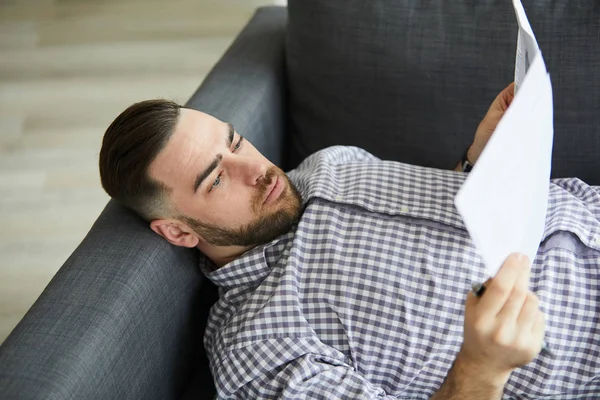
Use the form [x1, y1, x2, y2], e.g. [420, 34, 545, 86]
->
[186, 6, 288, 168]
[0, 201, 203, 400]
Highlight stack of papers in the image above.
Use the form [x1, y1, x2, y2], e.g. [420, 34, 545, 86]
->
[454, 0, 554, 277]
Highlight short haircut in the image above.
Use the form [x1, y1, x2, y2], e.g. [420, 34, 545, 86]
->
[99, 99, 181, 221]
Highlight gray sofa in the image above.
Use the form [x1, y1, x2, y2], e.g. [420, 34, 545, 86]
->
[1, 1, 598, 399]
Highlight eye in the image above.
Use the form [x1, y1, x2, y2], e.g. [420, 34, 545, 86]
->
[209, 136, 243, 194]
[233, 136, 244, 151]
[210, 172, 223, 192]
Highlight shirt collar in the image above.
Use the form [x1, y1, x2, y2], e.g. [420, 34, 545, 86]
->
[198, 231, 293, 289]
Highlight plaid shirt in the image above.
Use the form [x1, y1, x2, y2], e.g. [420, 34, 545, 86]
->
[201, 146, 600, 399]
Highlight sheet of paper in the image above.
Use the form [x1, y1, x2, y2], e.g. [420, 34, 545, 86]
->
[455, 54, 553, 276]
[454, 0, 554, 277]
[513, 0, 539, 93]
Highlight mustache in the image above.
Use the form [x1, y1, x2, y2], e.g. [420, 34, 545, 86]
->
[254, 167, 278, 204]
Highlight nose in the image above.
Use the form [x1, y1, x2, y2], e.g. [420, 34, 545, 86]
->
[229, 155, 268, 186]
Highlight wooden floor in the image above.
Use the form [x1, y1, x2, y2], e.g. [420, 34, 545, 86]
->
[0, 0, 281, 344]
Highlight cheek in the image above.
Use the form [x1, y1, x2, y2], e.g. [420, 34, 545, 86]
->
[209, 190, 258, 222]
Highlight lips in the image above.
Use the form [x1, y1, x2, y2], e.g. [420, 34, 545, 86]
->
[263, 176, 284, 204]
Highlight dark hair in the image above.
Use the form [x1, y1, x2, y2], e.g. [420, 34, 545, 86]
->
[99, 99, 181, 221]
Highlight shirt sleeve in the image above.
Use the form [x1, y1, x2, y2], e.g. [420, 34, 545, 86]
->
[290, 146, 381, 172]
[321, 145, 382, 165]
[212, 337, 399, 400]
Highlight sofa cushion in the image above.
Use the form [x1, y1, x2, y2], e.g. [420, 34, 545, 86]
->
[285, 0, 600, 185]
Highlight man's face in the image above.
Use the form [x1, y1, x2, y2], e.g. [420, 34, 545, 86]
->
[149, 108, 302, 247]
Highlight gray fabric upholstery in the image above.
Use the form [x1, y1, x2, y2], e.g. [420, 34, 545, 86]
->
[0, 200, 202, 400]
[0, 6, 288, 400]
[286, 0, 600, 184]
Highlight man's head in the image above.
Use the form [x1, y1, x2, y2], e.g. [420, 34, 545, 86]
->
[99, 100, 303, 265]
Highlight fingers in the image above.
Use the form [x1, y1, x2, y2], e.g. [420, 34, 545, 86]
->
[462, 253, 545, 375]
[497, 258, 530, 321]
[519, 300, 546, 361]
[516, 292, 540, 331]
[497, 82, 516, 110]
[479, 253, 530, 316]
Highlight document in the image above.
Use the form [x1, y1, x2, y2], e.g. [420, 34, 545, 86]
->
[454, 0, 554, 277]
[513, 0, 540, 93]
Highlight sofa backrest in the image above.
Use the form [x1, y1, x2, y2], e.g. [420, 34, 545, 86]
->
[285, 0, 600, 185]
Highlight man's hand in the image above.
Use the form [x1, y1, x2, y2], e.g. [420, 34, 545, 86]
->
[431, 253, 545, 400]
[467, 82, 515, 164]
[460, 253, 545, 383]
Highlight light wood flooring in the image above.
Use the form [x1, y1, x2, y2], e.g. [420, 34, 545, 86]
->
[0, 0, 282, 344]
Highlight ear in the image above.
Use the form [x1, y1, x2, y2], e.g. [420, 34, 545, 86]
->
[150, 219, 200, 248]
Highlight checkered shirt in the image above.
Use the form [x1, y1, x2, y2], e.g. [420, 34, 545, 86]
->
[200, 146, 600, 399]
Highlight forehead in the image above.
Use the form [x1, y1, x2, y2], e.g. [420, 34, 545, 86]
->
[149, 108, 224, 192]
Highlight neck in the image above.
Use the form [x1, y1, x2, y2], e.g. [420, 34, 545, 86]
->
[197, 242, 256, 268]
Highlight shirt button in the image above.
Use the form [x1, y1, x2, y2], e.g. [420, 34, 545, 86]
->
[593, 236, 600, 247]
[335, 195, 343, 201]
[401, 206, 410, 213]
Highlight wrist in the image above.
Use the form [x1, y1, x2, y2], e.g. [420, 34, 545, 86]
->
[459, 146, 475, 172]
[454, 351, 512, 389]
[431, 353, 509, 400]
[466, 144, 481, 165]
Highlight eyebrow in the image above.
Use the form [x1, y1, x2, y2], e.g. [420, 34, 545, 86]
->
[193, 123, 235, 192]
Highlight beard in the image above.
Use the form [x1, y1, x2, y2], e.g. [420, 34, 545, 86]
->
[181, 167, 303, 247]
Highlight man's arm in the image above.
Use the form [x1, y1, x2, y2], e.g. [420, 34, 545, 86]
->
[220, 346, 399, 399]
[431, 253, 546, 400]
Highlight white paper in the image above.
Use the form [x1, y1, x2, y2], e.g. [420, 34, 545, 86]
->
[513, 0, 539, 93]
[454, 0, 554, 277]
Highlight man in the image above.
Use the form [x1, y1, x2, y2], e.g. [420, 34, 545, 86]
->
[99, 84, 600, 399]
